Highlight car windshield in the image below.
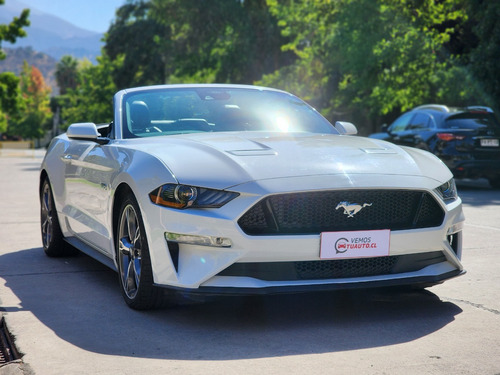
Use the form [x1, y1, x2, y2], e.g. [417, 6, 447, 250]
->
[122, 87, 335, 138]
[444, 112, 500, 130]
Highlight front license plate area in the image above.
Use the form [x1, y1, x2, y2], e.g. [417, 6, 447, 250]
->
[480, 138, 499, 147]
[320, 229, 390, 259]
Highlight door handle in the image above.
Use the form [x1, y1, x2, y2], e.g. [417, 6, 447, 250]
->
[61, 154, 73, 163]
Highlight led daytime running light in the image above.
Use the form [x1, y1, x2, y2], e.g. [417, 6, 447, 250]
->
[165, 232, 232, 247]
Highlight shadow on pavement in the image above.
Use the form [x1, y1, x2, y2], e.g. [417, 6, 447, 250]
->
[0, 247, 462, 361]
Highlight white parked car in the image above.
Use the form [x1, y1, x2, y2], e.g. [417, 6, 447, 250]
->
[40, 84, 465, 309]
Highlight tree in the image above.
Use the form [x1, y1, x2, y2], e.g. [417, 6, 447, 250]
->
[0, 0, 30, 133]
[61, 54, 117, 128]
[55, 55, 79, 95]
[0, 72, 19, 134]
[8, 62, 51, 139]
[466, 0, 500, 112]
[103, 0, 291, 87]
[150, 0, 291, 84]
[104, 0, 167, 89]
[52, 0, 500, 138]
[262, 0, 472, 132]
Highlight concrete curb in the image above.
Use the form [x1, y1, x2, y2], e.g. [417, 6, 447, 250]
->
[0, 359, 33, 375]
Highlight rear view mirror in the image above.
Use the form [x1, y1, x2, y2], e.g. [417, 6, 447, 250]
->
[335, 121, 358, 135]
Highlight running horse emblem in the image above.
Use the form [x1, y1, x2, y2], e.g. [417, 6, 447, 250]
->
[336, 201, 372, 218]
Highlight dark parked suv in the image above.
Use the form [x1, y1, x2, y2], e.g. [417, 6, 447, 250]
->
[370, 105, 500, 188]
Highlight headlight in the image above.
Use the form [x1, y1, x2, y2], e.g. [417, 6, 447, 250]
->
[149, 184, 239, 209]
[435, 178, 458, 202]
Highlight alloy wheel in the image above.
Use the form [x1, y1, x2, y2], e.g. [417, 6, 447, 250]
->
[40, 182, 54, 250]
[118, 204, 143, 299]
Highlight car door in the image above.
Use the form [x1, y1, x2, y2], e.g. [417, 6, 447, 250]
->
[62, 140, 119, 255]
[386, 112, 415, 145]
[398, 112, 433, 149]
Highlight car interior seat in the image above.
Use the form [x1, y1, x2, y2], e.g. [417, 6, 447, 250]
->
[130, 101, 151, 134]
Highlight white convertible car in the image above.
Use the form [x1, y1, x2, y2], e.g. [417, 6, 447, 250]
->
[40, 84, 465, 309]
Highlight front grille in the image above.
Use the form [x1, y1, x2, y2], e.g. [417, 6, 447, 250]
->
[218, 252, 446, 281]
[295, 257, 398, 279]
[238, 190, 444, 235]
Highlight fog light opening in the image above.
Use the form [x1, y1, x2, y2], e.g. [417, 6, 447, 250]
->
[447, 233, 459, 255]
[167, 241, 180, 273]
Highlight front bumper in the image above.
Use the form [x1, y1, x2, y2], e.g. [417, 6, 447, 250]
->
[143, 176, 465, 295]
[164, 268, 466, 296]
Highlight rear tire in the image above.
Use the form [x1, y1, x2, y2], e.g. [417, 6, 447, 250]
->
[116, 193, 164, 310]
[40, 178, 76, 257]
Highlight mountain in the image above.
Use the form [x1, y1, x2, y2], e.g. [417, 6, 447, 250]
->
[0, 0, 104, 61]
[0, 47, 58, 93]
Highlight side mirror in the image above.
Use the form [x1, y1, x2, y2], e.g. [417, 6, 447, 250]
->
[67, 123, 109, 144]
[335, 121, 358, 135]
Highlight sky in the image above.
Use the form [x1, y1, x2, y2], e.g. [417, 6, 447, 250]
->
[16, 0, 126, 33]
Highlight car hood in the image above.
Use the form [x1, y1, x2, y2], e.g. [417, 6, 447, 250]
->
[125, 132, 450, 190]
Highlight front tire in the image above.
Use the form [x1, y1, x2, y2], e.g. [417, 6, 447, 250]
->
[40, 178, 76, 257]
[116, 194, 164, 310]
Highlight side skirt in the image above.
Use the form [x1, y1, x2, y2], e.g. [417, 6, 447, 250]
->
[64, 236, 117, 271]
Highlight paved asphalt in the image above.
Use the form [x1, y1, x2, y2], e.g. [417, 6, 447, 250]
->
[0, 150, 499, 375]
